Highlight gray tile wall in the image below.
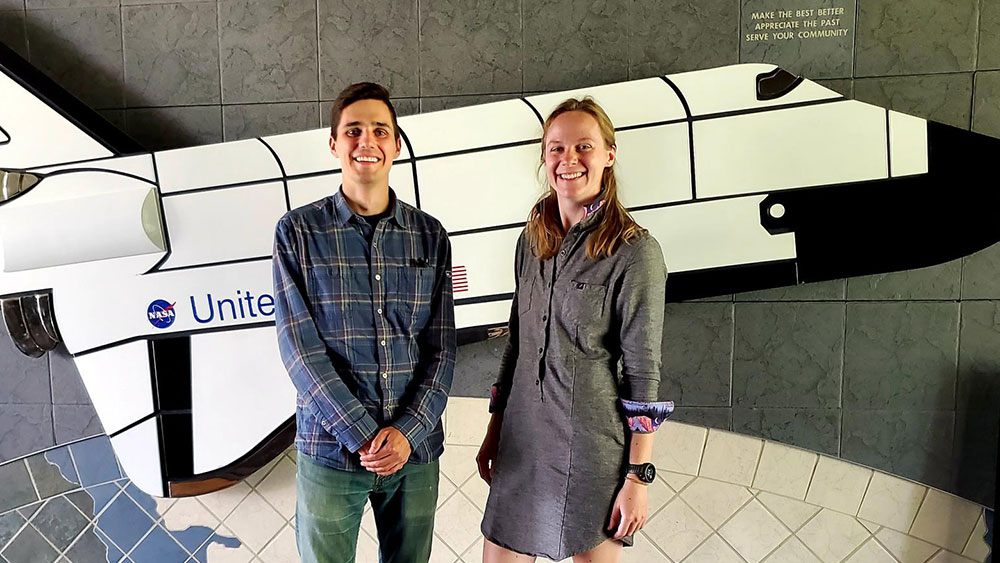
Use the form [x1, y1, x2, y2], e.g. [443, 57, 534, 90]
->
[2, 0, 1000, 506]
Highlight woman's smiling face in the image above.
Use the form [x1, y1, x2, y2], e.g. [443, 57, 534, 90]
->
[543, 110, 616, 205]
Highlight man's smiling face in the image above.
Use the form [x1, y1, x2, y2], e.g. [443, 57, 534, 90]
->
[329, 98, 401, 189]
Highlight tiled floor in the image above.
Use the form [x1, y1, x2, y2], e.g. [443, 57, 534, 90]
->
[0, 400, 992, 562]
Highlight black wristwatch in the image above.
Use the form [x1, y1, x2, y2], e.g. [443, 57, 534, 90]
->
[626, 463, 656, 484]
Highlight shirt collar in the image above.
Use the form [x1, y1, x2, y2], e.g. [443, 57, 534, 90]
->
[331, 186, 407, 228]
[576, 194, 606, 231]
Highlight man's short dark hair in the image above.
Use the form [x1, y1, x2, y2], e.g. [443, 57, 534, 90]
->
[329, 82, 400, 141]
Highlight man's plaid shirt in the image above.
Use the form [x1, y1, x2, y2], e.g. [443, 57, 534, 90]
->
[273, 188, 455, 471]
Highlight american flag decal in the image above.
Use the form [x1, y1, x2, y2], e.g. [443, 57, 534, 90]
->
[452, 265, 468, 293]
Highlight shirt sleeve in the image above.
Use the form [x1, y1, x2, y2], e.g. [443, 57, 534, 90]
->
[273, 217, 378, 452]
[616, 234, 673, 433]
[490, 232, 525, 414]
[392, 229, 457, 449]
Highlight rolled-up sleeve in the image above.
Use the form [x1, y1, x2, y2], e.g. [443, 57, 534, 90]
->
[615, 235, 673, 433]
[393, 232, 457, 448]
[273, 217, 378, 452]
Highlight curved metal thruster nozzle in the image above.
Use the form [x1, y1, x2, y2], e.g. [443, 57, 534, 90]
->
[0, 170, 40, 203]
[1, 293, 59, 357]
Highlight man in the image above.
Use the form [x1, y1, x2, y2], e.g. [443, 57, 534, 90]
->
[273, 82, 455, 563]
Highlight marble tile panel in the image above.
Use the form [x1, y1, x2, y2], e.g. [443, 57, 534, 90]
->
[96, 491, 155, 553]
[972, 71, 1000, 139]
[756, 491, 820, 531]
[439, 444, 478, 486]
[962, 514, 989, 560]
[699, 429, 762, 487]
[320, 97, 420, 129]
[0, 405, 54, 463]
[125, 105, 223, 151]
[978, 0, 1000, 70]
[661, 302, 733, 407]
[444, 398, 490, 446]
[419, 0, 520, 96]
[219, 0, 318, 104]
[318, 0, 419, 99]
[97, 108, 127, 133]
[764, 537, 822, 563]
[1, 523, 57, 563]
[846, 259, 963, 301]
[669, 407, 731, 431]
[957, 301, 1000, 411]
[64, 525, 113, 563]
[732, 302, 844, 408]
[678, 478, 752, 529]
[30, 496, 88, 551]
[223, 490, 283, 553]
[843, 302, 959, 410]
[522, 0, 628, 91]
[855, 0, 979, 76]
[623, 532, 669, 563]
[419, 93, 522, 114]
[26, 0, 114, 6]
[751, 442, 817, 500]
[0, 511, 25, 551]
[70, 436, 119, 487]
[842, 410, 954, 491]
[642, 498, 712, 562]
[27, 450, 76, 499]
[736, 279, 846, 301]
[0, 460, 37, 514]
[0, 9, 27, 59]
[255, 456, 296, 521]
[740, 0, 856, 79]
[197, 480, 251, 522]
[630, 0, 738, 78]
[926, 551, 980, 563]
[805, 456, 873, 516]
[797, 508, 872, 562]
[49, 346, 88, 405]
[874, 527, 940, 563]
[259, 523, 296, 562]
[122, 2, 220, 106]
[0, 0, 22, 10]
[434, 493, 482, 557]
[718, 498, 790, 563]
[52, 404, 103, 444]
[845, 538, 897, 563]
[857, 472, 926, 532]
[451, 337, 506, 398]
[684, 533, 745, 563]
[203, 524, 254, 562]
[854, 74, 974, 131]
[0, 328, 49, 404]
[816, 79, 853, 98]
[963, 241, 1000, 298]
[733, 407, 841, 456]
[223, 102, 320, 142]
[652, 422, 707, 476]
[25, 6, 123, 108]
[909, 489, 982, 552]
[129, 523, 189, 563]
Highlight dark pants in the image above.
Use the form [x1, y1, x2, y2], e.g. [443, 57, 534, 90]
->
[296, 454, 439, 563]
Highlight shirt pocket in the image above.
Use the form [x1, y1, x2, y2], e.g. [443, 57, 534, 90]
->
[390, 265, 435, 331]
[305, 265, 350, 337]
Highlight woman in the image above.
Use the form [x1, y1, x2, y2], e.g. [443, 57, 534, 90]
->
[477, 98, 673, 563]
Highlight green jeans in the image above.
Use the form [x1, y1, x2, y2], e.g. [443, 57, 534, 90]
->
[296, 454, 439, 563]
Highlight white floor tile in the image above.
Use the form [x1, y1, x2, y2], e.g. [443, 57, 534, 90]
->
[752, 442, 817, 500]
[646, 477, 675, 517]
[161, 496, 221, 532]
[435, 490, 485, 556]
[624, 531, 670, 563]
[683, 534, 745, 563]
[659, 470, 695, 493]
[361, 502, 376, 538]
[699, 430, 763, 487]
[857, 473, 926, 533]
[224, 490, 286, 553]
[796, 509, 871, 563]
[718, 498, 790, 563]
[643, 497, 712, 562]
[757, 492, 821, 531]
[439, 445, 480, 487]
[874, 527, 939, 563]
[927, 551, 978, 563]
[204, 524, 256, 563]
[909, 490, 982, 553]
[763, 537, 822, 563]
[199, 481, 252, 522]
[438, 474, 458, 508]
[653, 422, 708, 476]
[460, 536, 484, 563]
[430, 534, 458, 563]
[256, 457, 298, 521]
[859, 519, 881, 534]
[805, 456, 872, 516]
[444, 398, 491, 446]
[153, 496, 177, 519]
[247, 456, 282, 487]
[355, 529, 381, 563]
[258, 524, 298, 563]
[461, 475, 490, 512]
[962, 514, 989, 562]
[843, 538, 896, 563]
[678, 477, 753, 529]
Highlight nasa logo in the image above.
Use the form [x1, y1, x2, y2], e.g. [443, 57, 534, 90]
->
[147, 299, 177, 329]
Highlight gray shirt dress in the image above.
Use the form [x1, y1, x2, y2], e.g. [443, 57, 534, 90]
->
[481, 206, 672, 560]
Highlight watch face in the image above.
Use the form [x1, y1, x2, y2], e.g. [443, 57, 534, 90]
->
[642, 464, 656, 482]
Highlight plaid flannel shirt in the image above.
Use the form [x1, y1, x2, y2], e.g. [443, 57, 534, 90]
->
[273, 188, 456, 471]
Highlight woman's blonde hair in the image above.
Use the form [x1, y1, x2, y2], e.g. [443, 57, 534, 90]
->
[526, 97, 646, 260]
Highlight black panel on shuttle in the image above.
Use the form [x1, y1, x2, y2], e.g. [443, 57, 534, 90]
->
[150, 337, 192, 411]
[756, 68, 803, 101]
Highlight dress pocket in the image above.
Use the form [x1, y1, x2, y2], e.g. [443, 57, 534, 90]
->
[563, 280, 608, 352]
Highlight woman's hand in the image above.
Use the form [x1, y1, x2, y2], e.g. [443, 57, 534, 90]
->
[476, 414, 502, 485]
[607, 478, 648, 539]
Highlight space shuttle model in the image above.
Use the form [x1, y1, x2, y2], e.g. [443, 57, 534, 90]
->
[2, 40, 999, 498]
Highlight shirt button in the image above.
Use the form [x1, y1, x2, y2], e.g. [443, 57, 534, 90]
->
[538, 347, 543, 354]
[560, 250, 566, 256]
[375, 274, 381, 281]
[542, 315, 547, 321]
[381, 340, 386, 346]
[373, 242, 377, 248]
[382, 372, 388, 379]
[377, 308, 383, 315]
